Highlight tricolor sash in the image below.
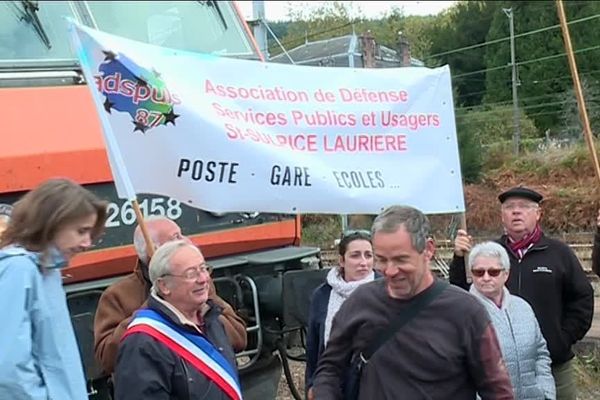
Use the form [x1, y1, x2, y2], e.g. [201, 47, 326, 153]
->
[123, 308, 242, 400]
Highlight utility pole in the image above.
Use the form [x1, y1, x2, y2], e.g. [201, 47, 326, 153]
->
[503, 7, 521, 156]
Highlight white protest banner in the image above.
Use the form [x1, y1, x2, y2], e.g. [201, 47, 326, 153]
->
[70, 22, 465, 215]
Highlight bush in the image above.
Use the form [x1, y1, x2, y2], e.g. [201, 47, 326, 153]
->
[456, 123, 483, 183]
[455, 105, 542, 181]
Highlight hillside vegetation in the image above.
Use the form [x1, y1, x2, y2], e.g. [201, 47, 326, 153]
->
[302, 142, 600, 248]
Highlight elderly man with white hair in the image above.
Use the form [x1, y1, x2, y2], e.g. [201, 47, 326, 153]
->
[113, 240, 242, 400]
[469, 241, 555, 400]
[94, 216, 246, 376]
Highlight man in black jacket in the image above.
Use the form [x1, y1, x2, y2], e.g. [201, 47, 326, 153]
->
[591, 209, 600, 277]
[449, 186, 594, 400]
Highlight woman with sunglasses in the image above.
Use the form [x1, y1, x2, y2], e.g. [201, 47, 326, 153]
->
[305, 230, 376, 400]
[468, 241, 555, 400]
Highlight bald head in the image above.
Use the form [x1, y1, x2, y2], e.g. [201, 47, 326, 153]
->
[133, 216, 184, 264]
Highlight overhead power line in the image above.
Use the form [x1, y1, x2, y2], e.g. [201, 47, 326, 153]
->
[456, 93, 565, 113]
[456, 100, 578, 118]
[456, 68, 600, 99]
[456, 106, 600, 124]
[267, 21, 354, 54]
[425, 12, 600, 60]
[452, 43, 600, 79]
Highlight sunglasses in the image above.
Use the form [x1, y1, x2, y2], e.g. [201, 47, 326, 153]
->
[341, 229, 371, 240]
[471, 268, 504, 278]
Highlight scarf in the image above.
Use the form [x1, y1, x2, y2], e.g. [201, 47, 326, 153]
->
[323, 267, 375, 346]
[507, 224, 542, 260]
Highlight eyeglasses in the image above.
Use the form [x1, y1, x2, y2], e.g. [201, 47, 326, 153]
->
[471, 268, 504, 278]
[341, 229, 371, 240]
[162, 264, 213, 280]
[501, 202, 539, 211]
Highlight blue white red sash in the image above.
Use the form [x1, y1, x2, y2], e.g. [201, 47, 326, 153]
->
[123, 308, 242, 400]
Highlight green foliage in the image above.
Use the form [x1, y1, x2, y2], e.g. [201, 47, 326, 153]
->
[559, 143, 592, 169]
[574, 349, 600, 394]
[273, 1, 357, 56]
[484, 1, 600, 132]
[427, 1, 501, 106]
[456, 105, 539, 143]
[455, 105, 541, 180]
[266, 21, 290, 51]
[360, 10, 436, 60]
[560, 77, 600, 140]
[270, 3, 436, 62]
[455, 121, 483, 183]
[301, 214, 341, 248]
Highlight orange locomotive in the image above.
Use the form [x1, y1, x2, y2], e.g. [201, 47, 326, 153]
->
[0, 2, 320, 399]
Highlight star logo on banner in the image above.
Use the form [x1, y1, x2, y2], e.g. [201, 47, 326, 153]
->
[133, 121, 149, 134]
[103, 98, 115, 113]
[96, 55, 181, 134]
[163, 109, 180, 125]
[102, 50, 117, 62]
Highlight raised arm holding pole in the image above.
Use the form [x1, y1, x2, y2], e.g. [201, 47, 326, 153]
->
[131, 200, 154, 258]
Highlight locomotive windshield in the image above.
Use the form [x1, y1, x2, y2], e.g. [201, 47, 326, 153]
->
[0, 1, 258, 70]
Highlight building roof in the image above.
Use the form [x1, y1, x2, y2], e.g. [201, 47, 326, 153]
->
[270, 33, 424, 68]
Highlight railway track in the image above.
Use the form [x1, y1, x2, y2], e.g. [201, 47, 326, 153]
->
[318, 241, 598, 277]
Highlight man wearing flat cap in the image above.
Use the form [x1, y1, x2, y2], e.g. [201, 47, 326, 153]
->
[449, 186, 594, 400]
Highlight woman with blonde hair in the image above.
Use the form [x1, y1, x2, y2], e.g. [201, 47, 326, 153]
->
[0, 178, 107, 400]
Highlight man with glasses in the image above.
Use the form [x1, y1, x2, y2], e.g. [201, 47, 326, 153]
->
[449, 186, 594, 400]
[313, 205, 514, 400]
[94, 216, 246, 377]
[113, 240, 242, 400]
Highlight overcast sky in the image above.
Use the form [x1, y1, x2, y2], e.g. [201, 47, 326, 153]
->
[236, 1, 456, 21]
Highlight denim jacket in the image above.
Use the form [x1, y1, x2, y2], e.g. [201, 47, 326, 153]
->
[0, 246, 87, 400]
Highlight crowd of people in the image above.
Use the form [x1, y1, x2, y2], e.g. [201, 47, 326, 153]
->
[0, 179, 596, 400]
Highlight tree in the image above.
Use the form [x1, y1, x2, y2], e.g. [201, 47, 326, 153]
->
[266, 21, 290, 53]
[455, 105, 540, 178]
[426, 1, 501, 106]
[362, 9, 436, 60]
[559, 77, 600, 140]
[483, 1, 600, 132]
[275, 1, 357, 55]
[270, 3, 436, 64]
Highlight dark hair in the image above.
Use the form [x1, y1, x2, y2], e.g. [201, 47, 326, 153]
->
[371, 205, 431, 253]
[338, 229, 371, 257]
[0, 178, 108, 252]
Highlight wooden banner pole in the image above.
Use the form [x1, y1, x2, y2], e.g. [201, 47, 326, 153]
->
[556, 0, 600, 185]
[132, 199, 154, 259]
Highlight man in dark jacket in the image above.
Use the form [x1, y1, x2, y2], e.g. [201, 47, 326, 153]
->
[449, 186, 594, 400]
[114, 240, 241, 400]
[591, 209, 600, 277]
[94, 217, 246, 375]
[314, 205, 514, 400]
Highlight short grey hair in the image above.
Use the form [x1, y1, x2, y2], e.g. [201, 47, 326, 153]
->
[467, 241, 510, 271]
[133, 216, 172, 264]
[148, 240, 196, 287]
[371, 205, 431, 253]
